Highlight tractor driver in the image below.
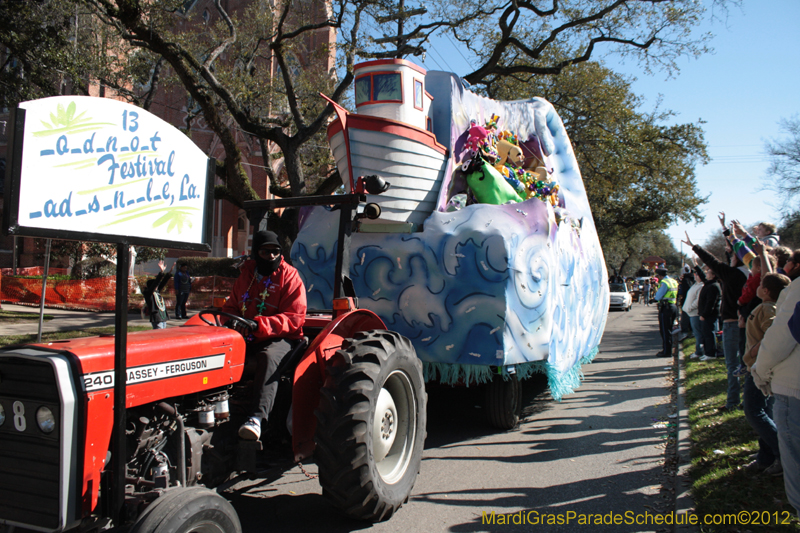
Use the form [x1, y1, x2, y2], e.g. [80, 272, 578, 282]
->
[221, 230, 307, 441]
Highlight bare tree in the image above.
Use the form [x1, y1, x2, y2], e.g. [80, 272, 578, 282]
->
[766, 115, 800, 211]
[4, 0, 735, 242]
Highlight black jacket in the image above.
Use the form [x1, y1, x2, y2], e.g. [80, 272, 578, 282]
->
[693, 244, 747, 321]
[697, 279, 721, 320]
[678, 275, 694, 304]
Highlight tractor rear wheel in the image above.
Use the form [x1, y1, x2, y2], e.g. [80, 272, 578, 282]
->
[485, 374, 522, 429]
[129, 487, 241, 533]
[315, 330, 427, 522]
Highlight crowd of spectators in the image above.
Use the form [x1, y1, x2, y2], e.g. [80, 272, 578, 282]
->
[678, 214, 799, 518]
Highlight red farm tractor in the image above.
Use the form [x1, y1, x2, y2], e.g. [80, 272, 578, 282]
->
[0, 192, 427, 532]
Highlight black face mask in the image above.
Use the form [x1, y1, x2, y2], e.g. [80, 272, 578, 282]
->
[252, 230, 282, 276]
[256, 252, 281, 276]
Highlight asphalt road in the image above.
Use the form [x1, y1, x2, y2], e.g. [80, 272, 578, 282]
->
[225, 302, 678, 533]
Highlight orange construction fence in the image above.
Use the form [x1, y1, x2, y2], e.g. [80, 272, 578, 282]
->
[0, 275, 236, 312]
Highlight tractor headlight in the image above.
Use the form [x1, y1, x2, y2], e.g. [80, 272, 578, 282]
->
[36, 406, 56, 434]
[0, 403, 5, 427]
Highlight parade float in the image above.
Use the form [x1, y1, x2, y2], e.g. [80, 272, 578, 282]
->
[292, 59, 609, 423]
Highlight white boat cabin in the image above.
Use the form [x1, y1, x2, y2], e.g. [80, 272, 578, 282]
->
[354, 59, 434, 132]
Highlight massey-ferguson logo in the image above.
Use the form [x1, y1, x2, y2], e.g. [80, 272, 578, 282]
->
[82, 354, 226, 392]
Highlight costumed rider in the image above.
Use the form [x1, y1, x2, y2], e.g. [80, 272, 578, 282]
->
[221, 230, 307, 441]
[654, 267, 679, 357]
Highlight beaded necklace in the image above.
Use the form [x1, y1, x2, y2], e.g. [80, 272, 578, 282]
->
[240, 270, 274, 315]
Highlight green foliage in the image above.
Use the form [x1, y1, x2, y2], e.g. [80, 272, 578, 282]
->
[33, 239, 116, 268]
[135, 247, 169, 264]
[174, 257, 241, 277]
[602, 228, 681, 277]
[33, 239, 166, 272]
[0, 0, 90, 108]
[71, 257, 116, 279]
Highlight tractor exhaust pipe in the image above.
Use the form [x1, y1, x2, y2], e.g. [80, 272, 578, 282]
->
[157, 402, 187, 487]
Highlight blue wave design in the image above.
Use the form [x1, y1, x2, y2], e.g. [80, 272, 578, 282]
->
[291, 197, 609, 379]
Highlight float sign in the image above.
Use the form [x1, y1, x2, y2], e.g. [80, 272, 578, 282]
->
[3, 96, 213, 250]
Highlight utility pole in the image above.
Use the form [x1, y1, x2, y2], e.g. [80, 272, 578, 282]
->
[371, 1, 427, 59]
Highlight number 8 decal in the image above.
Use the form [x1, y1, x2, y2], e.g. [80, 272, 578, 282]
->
[13, 401, 26, 432]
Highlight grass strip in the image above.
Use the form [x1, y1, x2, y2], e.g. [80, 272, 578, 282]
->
[681, 337, 800, 531]
[0, 310, 54, 321]
[0, 325, 152, 348]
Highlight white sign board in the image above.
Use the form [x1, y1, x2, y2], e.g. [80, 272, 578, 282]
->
[9, 96, 211, 248]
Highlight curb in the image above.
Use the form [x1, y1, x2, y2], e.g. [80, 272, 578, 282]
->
[674, 333, 699, 532]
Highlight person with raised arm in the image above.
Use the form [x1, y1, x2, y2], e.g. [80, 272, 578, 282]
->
[683, 218, 748, 412]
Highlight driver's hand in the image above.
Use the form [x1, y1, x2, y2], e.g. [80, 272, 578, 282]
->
[233, 322, 256, 335]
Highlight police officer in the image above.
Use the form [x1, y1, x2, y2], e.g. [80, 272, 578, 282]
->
[654, 267, 678, 357]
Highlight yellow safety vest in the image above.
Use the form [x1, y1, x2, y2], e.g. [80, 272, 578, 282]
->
[659, 277, 678, 304]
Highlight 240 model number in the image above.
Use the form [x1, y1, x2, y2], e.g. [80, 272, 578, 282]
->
[84, 374, 113, 390]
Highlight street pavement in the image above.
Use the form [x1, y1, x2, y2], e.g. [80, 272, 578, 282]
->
[225, 302, 692, 533]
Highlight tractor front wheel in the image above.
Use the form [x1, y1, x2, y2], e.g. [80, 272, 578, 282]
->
[128, 487, 241, 533]
[315, 330, 427, 522]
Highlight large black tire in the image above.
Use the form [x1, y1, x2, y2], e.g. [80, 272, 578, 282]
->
[314, 330, 427, 522]
[129, 487, 241, 533]
[485, 374, 522, 430]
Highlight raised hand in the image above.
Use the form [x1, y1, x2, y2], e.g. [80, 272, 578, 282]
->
[158, 259, 166, 272]
[681, 231, 694, 248]
[718, 212, 726, 228]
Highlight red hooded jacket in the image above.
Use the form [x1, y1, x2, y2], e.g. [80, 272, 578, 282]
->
[221, 258, 306, 341]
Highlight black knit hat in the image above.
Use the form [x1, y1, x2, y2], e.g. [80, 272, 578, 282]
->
[252, 230, 281, 253]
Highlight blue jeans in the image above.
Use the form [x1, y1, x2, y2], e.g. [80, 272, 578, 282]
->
[722, 321, 740, 408]
[774, 394, 800, 514]
[689, 316, 704, 356]
[743, 374, 779, 466]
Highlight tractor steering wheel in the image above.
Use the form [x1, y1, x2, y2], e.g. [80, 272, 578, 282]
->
[198, 309, 258, 332]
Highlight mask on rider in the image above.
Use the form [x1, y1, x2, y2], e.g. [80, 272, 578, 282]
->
[252, 230, 282, 276]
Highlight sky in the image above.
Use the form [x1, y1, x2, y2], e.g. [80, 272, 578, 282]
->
[414, 0, 800, 261]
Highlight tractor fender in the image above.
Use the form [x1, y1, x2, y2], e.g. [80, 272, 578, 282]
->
[291, 309, 385, 461]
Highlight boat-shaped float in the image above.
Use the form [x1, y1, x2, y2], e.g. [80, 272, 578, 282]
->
[293, 59, 609, 404]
